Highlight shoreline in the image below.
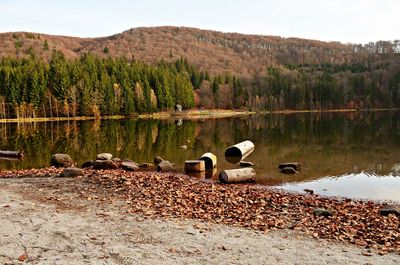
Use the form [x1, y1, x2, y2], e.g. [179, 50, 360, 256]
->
[0, 108, 398, 123]
[0, 167, 399, 255]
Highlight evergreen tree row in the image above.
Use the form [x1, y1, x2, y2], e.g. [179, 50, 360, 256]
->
[0, 50, 399, 119]
[0, 52, 198, 118]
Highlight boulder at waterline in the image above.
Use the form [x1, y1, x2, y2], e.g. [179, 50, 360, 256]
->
[51, 154, 74, 168]
[122, 161, 139, 171]
[81, 160, 94, 168]
[239, 161, 255, 167]
[92, 160, 118, 170]
[280, 167, 297, 174]
[96, 153, 113, 161]
[157, 160, 175, 172]
[379, 205, 400, 217]
[313, 208, 336, 217]
[154, 156, 164, 165]
[278, 162, 301, 171]
[59, 167, 84, 178]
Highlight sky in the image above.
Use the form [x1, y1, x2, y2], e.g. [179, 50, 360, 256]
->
[0, 0, 399, 44]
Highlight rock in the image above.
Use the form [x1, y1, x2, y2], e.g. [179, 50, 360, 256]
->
[154, 156, 164, 165]
[303, 188, 314, 195]
[280, 167, 297, 174]
[92, 160, 118, 170]
[138, 163, 155, 169]
[179, 145, 188, 150]
[96, 153, 113, 161]
[313, 208, 336, 217]
[379, 205, 400, 217]
[112, 157, 122, 163]
[59, 167, 84, 178]
[157, 160, 175, 172]
[278, 162, 301, 171]
[239, 161, 255, 167]
[51, 153, 74, 168]
[81, 160, 94, 168]
[122, 161, 139, 171]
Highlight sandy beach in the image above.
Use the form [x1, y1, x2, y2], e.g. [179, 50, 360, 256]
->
[1, 171, 399, 264]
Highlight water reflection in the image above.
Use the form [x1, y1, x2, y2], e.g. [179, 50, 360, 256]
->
[278, 173, 400, 202]
[1, 111, 400, 201]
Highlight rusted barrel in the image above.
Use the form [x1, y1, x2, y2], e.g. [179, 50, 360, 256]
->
[185, 160, 205, 172]
[219, 168, 256, 184]
[224, 140, 255, 164]
[199, 152, 217, 170]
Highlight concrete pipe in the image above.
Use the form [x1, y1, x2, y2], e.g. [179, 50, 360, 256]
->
[219, 168, 256, 184]
[224, 140, 255, 164]
[199, 152, 217, 170]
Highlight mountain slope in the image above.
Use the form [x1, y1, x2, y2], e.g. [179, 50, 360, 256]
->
[1, 26, 396, 77]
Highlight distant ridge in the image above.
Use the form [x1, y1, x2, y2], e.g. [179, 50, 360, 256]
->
[0, 26, 398, 77]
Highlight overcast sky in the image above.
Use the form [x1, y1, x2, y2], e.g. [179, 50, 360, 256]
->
[0, 0, 398, 44]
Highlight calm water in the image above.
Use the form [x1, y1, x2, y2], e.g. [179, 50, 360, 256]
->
[1, 111, 400, 202]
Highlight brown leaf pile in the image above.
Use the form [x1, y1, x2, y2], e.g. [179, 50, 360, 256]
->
[81, 169, 400, 254]
[0, 167, 63, 178]
[2, 168, 399, 254]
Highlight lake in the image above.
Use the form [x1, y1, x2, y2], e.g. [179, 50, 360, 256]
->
[1, 111, 400, 202]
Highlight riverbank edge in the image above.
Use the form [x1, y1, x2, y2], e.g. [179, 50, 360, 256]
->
[0, 108, 398, 123]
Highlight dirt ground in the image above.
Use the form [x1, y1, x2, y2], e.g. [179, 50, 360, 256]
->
[1, 177, 399, 265]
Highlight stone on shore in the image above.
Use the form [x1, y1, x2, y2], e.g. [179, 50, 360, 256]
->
[280, 167, 297, 174]
[122, 161, 139, 171]
[92, 160, 118, 170]
[154, 156, 164, 165]
[59, 167, 84, 178]
[379, 205, 400, 217]
[239, 161, 255, 167]
[81, 160, 94, 168]
[313, 207, 336, 217]
[138, 163, 155, 170]
[157, 160, 174, 172]
[96, 153, 113, 161]
[112, 157, 122, 163]
[51, 154, 74, 168]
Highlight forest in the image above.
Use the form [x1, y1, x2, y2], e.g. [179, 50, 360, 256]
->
[0, 50, 399, 119]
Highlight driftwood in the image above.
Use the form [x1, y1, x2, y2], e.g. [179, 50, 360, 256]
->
[199, 152, 217, 170]
[225, 141, 255, 164]
[0, 150, 24, 159]
[219, 168, 256, 184]
[184, 160, 205, 172]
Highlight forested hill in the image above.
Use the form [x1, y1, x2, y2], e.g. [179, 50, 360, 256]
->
[1, 26, 399, 77]
[0, 27, 400, 118]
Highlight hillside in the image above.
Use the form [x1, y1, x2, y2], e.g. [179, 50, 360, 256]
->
[0, 27, 400, 119]
[1, 26, 398, 77]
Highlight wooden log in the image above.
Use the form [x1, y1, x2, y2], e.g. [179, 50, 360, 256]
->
[219, 168, 256, 184]
[184, 160, 205, 172]
[199, 152, 217, 170]
[278, 162, 301, 171]
[0, 150, 24, 159]
[224, 140, 255, 164]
